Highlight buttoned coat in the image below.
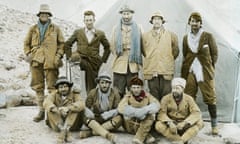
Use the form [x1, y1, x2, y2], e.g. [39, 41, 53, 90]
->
[24, 22, 65, 69]
[181, 31, 218, 80]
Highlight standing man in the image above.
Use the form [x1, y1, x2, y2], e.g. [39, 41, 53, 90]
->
[24, 4, 65, 122]
[43, 77, 85, 144]
[79, 72, 122, 140]
[65, 10, 110, 93]
[155, 78, 204, 144]
[111, 5, 143, 98]
[142, 11, 179, 100]
[118, 76, 160, 144]
[181, 12, 218, 135]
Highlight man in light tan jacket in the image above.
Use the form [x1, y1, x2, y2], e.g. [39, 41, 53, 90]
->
[155, 78, 204, 144]
[24, 4, 65, 122]
[142, 11, 179, 100]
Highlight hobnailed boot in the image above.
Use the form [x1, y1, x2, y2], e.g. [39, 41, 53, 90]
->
[33, 110, 45, 122]
[33, 91, 45, 122]
[208, 104, 218, 135]
[57, 131, 66, 144]
[132, 138, 143, 144]
[66, 131, 73, 142]
[79, 130, 92, 139]
[145, 134, 155, 144]
[87, 119, 117, 144]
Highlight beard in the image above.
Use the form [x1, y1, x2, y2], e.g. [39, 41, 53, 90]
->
[173, 92, 183, 102]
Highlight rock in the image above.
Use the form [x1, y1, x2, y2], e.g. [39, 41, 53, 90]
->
[4, 63, 16, 71]
[0, 94, 7, 108]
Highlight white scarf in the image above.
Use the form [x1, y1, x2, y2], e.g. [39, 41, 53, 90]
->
[187, 29, 204, 82]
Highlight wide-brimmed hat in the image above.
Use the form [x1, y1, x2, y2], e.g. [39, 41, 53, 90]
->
[171, 78, 186, 89]
[95, 72, 112, 83]
[119, 5, 134, 14]
[37, 4, 52, 17]
[149, 11, 165, 24]
[188, 12, 202, 24]
[55, 76, 73, 88]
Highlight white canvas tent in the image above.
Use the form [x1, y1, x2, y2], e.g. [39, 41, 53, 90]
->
[1, 0, 240, 123]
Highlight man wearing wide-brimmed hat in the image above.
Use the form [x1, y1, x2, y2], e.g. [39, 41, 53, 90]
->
[181, 12, 218, 135]
[79, 72, 121, 143]
[155, 78, 204, 144]
[24, 4, 65, 122]
[142, 11, 179, 101]
[111, 5, 144, 98]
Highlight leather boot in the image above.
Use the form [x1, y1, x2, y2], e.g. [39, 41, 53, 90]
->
[33, 91, 45, 122]
[57, 131, 66, 144]
[66, 131, 73, 142]
[79, 130, 92, 139]
[208, 104, 218, 135]
[33, 110, 45, 122]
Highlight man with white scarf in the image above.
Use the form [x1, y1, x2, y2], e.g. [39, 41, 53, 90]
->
[181, 12, 218, 135]
[79, 72, 122, 142]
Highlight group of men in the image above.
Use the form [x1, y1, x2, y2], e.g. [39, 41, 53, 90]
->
[23, 4, 218, 144]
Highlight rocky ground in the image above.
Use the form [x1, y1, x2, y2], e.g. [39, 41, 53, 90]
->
[0, 106, 240, 144]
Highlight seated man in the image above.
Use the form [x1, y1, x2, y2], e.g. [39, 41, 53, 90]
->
[44, 76, 117, 144]
[118, 76, 160, 144]
[79, 72, 122, 141]
[155, 78, 204, 144]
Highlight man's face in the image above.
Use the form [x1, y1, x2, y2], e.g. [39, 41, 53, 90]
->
[58, 83, 70, 96]
[189, 17, 201, 32]
[172, 85, 184, 102]
[84, 15, 95, 30]
[99, 79, 111, 93]
[130, 85, 142, 96]
[152, 16, 163, 29]
[39, 13, 50, 22]
[121, 11, 133, 23]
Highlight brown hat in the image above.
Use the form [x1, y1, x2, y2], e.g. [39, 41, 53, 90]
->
[149, 11, 165, 24]
[188, 12, 202, 24]
[37, 4, 52, 17]
[119, 5, 134, 14]
[129, 76, 143, 86]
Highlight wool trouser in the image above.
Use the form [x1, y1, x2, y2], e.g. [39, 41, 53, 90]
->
[46, 111, 84, 132]
[30, 63, 59, 93]
[155, 120, 203, 142]
[184, 72, 216, 105]
[124, 115, 154, 143]
[113, 71, 138, 98]
[79, 58, 100, 94]
[148, 75, 171, 101]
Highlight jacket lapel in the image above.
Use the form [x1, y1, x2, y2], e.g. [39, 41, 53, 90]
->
[89, 30, 99, 44]
[197, 31, 206, 51]
[80, 28, 89, 43]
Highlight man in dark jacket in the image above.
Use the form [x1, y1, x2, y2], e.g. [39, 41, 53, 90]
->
[65, 10, 110, 93]
[181, 12, 218, 135]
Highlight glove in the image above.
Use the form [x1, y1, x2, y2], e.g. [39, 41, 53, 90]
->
[70, 52, 81, 62]
[123, 105, 137, 118]
[168, 121, 177, 134]
[54, 55, 63, 67]
[50, 106, 59, 113]
[101, 109, 118, 120]
[177, 121, 190, 130]
[84, 108, 95, 119]
[144, 103, 160, 114]
[24, 53, 32, 63]
[59, 107, 69, 117]
[135, 108, 147, 120]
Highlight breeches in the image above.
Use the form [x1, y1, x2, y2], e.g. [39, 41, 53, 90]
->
[184, 73, 216, 105]
[30, 64, 59, 93]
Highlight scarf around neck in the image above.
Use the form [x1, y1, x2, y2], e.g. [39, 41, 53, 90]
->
[98, 87, 111, 112]
[38, 20, 50, 43]
[116, 19, 142, 65]
[133, 90, 146, 102]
